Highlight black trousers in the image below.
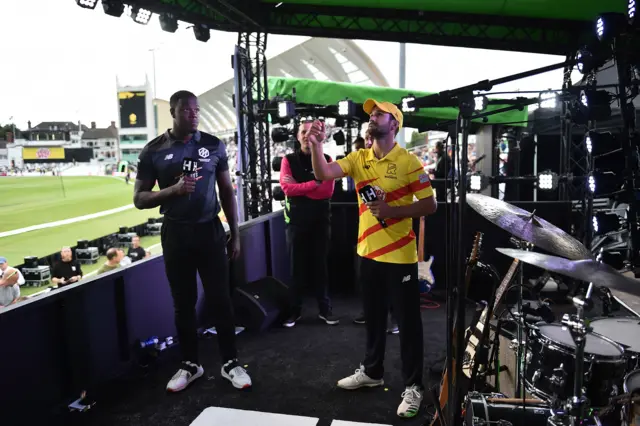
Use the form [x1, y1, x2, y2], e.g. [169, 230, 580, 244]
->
[359, 256, 423, 388]
[161, 217, 237, 364]
[286, 223, 331, 314]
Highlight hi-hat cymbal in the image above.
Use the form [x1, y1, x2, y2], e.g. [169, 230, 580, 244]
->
[496, 248, 640, 298]
[467, 194, 592, 260]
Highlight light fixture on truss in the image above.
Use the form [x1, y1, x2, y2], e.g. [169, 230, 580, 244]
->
[277, 101, 296, 120]
[338, 99, 355, 117]
[131, 7, 152, 25]
[76, 0, 98, 9]
[538, 171, 559, 190]
[474, 96, 488, 112]
[159, 13, 178, 32]
[401, 96, 416, 113]
[593, 211, 623, 235]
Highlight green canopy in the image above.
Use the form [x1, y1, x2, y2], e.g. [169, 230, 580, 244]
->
[268, 77, 530, 130]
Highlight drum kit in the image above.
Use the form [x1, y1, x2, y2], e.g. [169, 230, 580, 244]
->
[463, 194, 640, 426]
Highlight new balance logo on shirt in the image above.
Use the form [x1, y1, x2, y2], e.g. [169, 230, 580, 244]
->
[402, 275, 411, 283]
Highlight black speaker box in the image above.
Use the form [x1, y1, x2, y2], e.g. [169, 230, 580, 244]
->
[23, 256, 38, 268]
[232, 277, 290, 332]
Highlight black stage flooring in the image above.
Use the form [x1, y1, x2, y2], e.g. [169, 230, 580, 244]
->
[44, 296, 637, 426]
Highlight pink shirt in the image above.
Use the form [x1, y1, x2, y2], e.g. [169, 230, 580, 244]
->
[279, 155, 335, 200]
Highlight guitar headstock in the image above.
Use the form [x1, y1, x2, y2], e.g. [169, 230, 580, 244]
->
[470, 232, 483, 263]
[510, 237, 534, 251]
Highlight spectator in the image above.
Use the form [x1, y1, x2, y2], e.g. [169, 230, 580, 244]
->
[0, 257, 24, 307]
[96, 248, 122, 275]
[51, 247, 83, 288]
[127, 235, 149, 263]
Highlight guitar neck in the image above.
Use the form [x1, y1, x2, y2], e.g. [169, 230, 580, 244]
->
[494, 259, 520, 307]
[418, 216, 425, 262]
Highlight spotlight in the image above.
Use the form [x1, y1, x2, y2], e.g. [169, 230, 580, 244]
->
[474, 96, 488, 112]
[271, 126, 291, 143]
[338, 99, 355, 117]
[401, 96, 416, 113]
[193, 24, 210, 42]
[538, 91, 558, 109]
[272, 156, 283, 172]
[131, 7, 152, 25]
[584, 131, 620, 156]
[630, 0, 637, 26]
[76, 0, 98, 9]
[593, 211, 622, 235]
[588, 171, 624, 196]
[468, 172, 489, 192]
[159, 13, 178, 33]
[333, 130, 346, 146]
[571, 89, 611, 124]
[595, 13, 626, 42]
[277, 101, 295, 120]
[538, 171, 559, 190]
[273, 186, 285, 201]
[102, 0, 124, 17]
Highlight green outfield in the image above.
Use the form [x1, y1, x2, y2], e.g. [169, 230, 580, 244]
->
[0, 176, 162, 264]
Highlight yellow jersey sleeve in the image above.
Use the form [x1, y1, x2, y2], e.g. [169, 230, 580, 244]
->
[407, 154, 434, 200]
[336, 150, 360, 178]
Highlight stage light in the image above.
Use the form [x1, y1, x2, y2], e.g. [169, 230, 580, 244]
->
[193, 24, 210, 42]
[584, 131, 620, 156]
[474, 96, 488, 112]
[76, 0, 98, 9]
[271, 156, 283, 172]
[271, 126, 291, 143]
[468, 173, 488, 192]
[595, 13, 626, 42]
[401, 96, 416, 113]
[630, 0, 637, 25]
[588, 171, 623, 196]
[338, 99, 355, 117]
[538, 91, 558, 109]
[571, 89, 612, 124]
[593, 212, 622, 235]
[277, 101, 295, 119]
[273, 186, 285, 201]
[131, 7, 152, 25]
[159, 13, 178, 33]
[538, 171, 558, 190]
[102, 0, 124, 17]
[333, 130, 346, 146]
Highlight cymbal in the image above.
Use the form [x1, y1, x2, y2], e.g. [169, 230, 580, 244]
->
[467, 194, 592, 260]
[496, 248, 640, 298]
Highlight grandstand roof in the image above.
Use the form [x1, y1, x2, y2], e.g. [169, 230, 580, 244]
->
[197, 37, 388, 134]
[30, 122, 88, 132]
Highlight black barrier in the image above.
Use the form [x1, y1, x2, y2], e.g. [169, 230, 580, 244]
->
[0, 211, 285, 425]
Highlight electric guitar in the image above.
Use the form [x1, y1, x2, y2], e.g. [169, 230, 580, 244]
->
[430, 231, 483, 426]
[462, 257, 520, 380]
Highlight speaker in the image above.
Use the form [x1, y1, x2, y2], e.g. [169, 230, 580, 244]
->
[232, 277, 290, 332]
[23, 256, 38, 269]
[77, 240, 89, 249]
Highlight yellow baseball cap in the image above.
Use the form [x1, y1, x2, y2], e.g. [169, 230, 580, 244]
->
[363, 98, 403, 129]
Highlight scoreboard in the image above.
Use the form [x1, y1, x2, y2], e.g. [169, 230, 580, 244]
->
[118, 91, 147, 128]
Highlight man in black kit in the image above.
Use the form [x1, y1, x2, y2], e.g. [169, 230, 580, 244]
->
[127, 235, 149, 263]
[134, 90, 252, 393]
[51, 247, 83, 288]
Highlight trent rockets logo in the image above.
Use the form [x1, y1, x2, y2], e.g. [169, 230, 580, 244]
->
[372, 185, 386, 201]
[36, 148, 51, 159]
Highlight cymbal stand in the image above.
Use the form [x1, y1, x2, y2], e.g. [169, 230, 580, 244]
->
[547, 282, 594, 426]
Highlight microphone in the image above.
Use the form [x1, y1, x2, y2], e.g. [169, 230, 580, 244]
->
[522, 301, 555, 323]
[182, 157, 197, 200]
[358, 184, 387, 228]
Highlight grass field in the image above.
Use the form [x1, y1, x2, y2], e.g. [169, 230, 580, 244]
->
[1, 176, 163, 263]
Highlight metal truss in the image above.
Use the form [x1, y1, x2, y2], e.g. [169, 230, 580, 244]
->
[144, 1, 590, 55]
[234, 32, 272, 221]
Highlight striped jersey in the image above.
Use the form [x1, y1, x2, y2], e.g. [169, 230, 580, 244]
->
[336, 143, 434, 264]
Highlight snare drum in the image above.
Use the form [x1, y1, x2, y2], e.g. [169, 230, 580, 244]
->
[464, 392, 551, 426]
[525, 323, 627, 407]
[623, 370, 640, 426]
[591, 317, 640, 371]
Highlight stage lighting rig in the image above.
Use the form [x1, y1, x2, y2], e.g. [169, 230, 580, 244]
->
[333, 130, 346, 146]
[468, 172, 489, 192]
[159, 13, 178, 32]
[570, 89, 612, 124]
[593, 211, 623, 235]
[271, 126, 292, 143]
[584, 131, 621, 156]
[76, 0, 98, 9]
[193, 24, 210, 42]
[588, 171, 624, 197]
[474, 96, 488, 112]
[538, 91, 558, 109]
[131, 7, 152, 25]
[338, 99, 355, 117]
[278, 101, 295, 120]
[538, 171, 559, 190]
[630, 0, 637, 26]
[102, 0, 124, 17]
[401, 96, 416, 113]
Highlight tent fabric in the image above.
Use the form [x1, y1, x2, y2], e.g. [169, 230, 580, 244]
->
[268, 77, 529, 128]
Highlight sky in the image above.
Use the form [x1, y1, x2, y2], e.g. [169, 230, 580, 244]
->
[0, 0, 572, 131]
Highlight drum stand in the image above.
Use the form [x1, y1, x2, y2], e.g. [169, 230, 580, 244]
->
[547, 283, 594, 426]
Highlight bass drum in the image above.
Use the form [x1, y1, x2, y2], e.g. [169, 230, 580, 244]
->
[464, 392, 550, 426]
[591, 317, 640, 371]
[525, 323, 627, 407]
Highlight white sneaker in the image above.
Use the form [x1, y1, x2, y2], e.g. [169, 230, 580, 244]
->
[166, 361, 204, 392]
[397, 385, 423, 418]
[221, 359, 252, 389]
[337, 366, 384, 390]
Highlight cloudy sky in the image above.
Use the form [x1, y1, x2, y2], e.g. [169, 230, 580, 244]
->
[0, 0, 569, 130]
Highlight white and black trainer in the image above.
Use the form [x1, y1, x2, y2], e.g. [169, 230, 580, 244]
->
[337, 366, 384, 390]
[318, 311, 340, 325]
[166, 361, 204, 393]
[221, 359, 252, 389]
[283, 314, 302, 328]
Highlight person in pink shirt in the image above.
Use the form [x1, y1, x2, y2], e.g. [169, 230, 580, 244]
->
[280, 119, 339, 328]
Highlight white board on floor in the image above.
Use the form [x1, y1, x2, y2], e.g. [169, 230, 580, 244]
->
[331, 421, 392, 426]
[190, 407, 319, 426]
